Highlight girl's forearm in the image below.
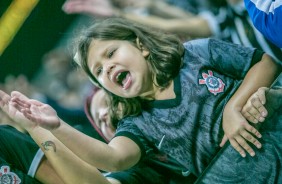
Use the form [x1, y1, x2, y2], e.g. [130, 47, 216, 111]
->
[226, 54, 281, 111]
[51, 120, 141, 171]
[28, 127, 111, 184]
[50, 121, 120, 171]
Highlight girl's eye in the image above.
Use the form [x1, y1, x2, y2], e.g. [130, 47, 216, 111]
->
[96, 67, 103, 76]
[108, 49, 116, 58]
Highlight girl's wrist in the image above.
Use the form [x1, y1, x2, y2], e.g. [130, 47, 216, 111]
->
[225, 100, 243, 113]
[51, 118, 66, 134]
[26, 125, 42, 135]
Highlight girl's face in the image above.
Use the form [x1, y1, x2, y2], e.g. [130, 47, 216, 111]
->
[87, 39, 153, 98]
[91, 89, 115, 141]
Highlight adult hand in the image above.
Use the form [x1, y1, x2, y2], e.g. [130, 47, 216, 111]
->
[241, 87, 268, 124]
[242, 86, 282, 123]
[62, 0, 115, 17]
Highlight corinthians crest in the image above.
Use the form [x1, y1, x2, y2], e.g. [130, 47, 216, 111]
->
[0, 166, 21, 184]
[199, 70, 225, 95]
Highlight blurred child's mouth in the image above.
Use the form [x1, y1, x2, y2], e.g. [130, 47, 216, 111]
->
[116, 71, 131, 89]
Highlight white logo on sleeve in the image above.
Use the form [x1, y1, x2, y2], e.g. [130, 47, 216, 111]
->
[0, 166, 21, 184]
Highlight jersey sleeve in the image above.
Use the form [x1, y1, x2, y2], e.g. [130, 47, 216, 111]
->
[115, 117, 153, 161]
[105, 163, 167, 184]
[184, 38, 265, 79]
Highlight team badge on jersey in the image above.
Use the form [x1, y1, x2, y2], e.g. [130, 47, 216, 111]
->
[0, 166, 21, 184]
[199, 70, 225, 95]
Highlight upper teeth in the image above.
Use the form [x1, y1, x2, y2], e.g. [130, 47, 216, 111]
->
[116, 72, 122, 81]
[116, 71, 127, 85]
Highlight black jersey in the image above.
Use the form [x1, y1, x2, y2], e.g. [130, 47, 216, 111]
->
[116, 38, 265, 176]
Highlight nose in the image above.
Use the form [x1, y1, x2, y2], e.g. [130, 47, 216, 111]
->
[104, 64, 115, 77]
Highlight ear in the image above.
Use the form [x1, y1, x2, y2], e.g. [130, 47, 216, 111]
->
[136, 37, 149, 57]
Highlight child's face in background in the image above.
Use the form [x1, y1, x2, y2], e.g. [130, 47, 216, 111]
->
[90, 89, 115, 141]
[87, 39, 153, 98]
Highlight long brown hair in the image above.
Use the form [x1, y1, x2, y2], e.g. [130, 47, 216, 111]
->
[75, 18, 184, 121]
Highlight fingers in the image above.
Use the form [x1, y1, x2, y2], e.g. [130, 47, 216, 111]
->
[22, 108, 36, 122]
[244, 123, 262, 138]
[229, 138, 246, 157]
[11, 91, 43, 107]
[10, 91, 42, 109]
[219, 135, 228, 147]
[0, 91, 13, 115]
[222, 133, 259, 158]
[242, 91, 268, 123]
[63, 1, 93, 14]
[250, 97, 268, 121]
[253, 87, 269, 118]
[11, 97, 30, 108]
[257, 87, 268, 105]
[0, 90, 10, 104]
[243, 111, 260, 124]
[240, 128, 261, 148]
[230, 135, 257, 158]
[11, 91, 29, 101]
[62, 0, 114, 17]
[29, 99, 44, 106]
[229, 125, 262, 157]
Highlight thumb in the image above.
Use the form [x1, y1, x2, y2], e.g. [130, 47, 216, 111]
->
[258, 87, 269, 105]
[220, 134, 228, 147]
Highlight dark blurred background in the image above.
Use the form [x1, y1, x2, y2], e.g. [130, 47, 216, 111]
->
[0, 0, 77, 82]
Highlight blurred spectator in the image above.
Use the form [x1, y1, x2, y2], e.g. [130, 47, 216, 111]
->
[164, 0, 227, 15]
[244, 0, 282, 48]
[220, 0, 282, 62]
[0, 75, 39, 132]
[0, 47, 96, 132]
[32, 48, 92, 109]
[62, 0, 217, 39]
[62, 0, 282, 62]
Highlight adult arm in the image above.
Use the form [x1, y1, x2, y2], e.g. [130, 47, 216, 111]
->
[146, 0, 194, 18]
[244, 0, 282, 48]
[62, 0, 212, 38]
[121, 14, 212, 38]
[63, 0, 194, 18]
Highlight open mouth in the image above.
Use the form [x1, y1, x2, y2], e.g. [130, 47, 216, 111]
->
[115, 71, 131, 89]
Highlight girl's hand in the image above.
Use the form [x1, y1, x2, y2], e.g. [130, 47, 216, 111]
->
[241, 87, 269, 124]
[220, 106, 262, 157]
[11, 91, 61, 131]
[0, 90, 33, 131]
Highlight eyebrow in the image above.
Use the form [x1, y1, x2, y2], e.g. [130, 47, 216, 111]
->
[90, 46, 111, 73]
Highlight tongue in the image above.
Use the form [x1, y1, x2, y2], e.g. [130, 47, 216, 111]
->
[122, 73, 130, 88]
